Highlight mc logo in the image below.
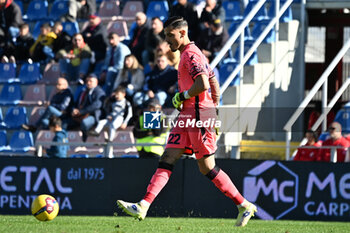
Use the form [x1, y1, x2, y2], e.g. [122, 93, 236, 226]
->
[243, 161, 299, 220]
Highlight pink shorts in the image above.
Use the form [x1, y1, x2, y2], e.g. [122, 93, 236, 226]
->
[165, 109, 217, 159]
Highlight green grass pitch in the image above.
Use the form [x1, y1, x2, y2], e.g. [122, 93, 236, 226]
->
[1, 215, 350, 233]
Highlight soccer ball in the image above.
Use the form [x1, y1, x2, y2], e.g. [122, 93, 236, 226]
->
[31, 194, 59, 221]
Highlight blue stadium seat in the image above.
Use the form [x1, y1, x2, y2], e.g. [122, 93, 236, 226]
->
[120, 154, 139, 158]
[0, 130, 8, 151]
[107, 21, 129, 39]
[0, 108, 3, 122]
[243, 1, 268, 21]
[93, 61, 104, 77]
[73, 85, 86, 103]
[219, 61, 240, 86]
[234, 41, 258, 65]
[49, 0, 69, 21]
[31, 21, 43, 39]
[62, 21, 79, 36]
[3, 106, 28, 129]
[318, 132, 329, 142]
[112, 131, 138, 156]
[98, 0, 120, 17]
[0, 63, 16, 83]
[18, 63, 41, 84]
[127, 22, 137, 43]
[21, 84, 46, 105]
[143, 63, 152, 75]
[122, 1, 144, 19]
[0, 83, 22, 105]
[24, 0, 48, 21]
[70, 154, 89, 158]
[28, 107, 46, 126]
[41, 62, 60, 85]
[188, 0, 205, 4]
[228, 20, 252, 39]
[267, 0, 293, 23]
[335, 108, 350, 134]
[146, 1, 169, 22]
[251, 19, 275, 43]
[8, 131, 34, 153]
[222, 1, 243, 22]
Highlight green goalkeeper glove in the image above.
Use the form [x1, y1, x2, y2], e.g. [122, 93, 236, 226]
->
[172, 92, 186, 110]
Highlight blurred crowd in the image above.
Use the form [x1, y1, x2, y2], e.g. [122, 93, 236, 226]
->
[0, 0, 231, 157]
[0, 0, 228, 106]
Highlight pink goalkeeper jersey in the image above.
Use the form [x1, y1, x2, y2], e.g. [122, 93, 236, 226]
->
[178, 42, 215, 109]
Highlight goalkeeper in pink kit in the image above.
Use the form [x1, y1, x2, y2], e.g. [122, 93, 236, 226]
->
[117, 16, 257, 227]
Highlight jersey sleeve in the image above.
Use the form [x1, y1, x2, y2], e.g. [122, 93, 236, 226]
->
[184, 51, 209, 80]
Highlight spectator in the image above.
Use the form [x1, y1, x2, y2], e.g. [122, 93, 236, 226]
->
[293, 130, 321, 161]
[67, 0, 96, 21]
[14, 23, 34, 63]
[155, 40, 180, 69]
[93, 86, 132, 142]
[57, 33, 92, 83]
[143, 17, 165, 66]
[129, 12, 150, 64]
[22, 77, 74, 132]
[316, 122, 350, 162]
[196, 18, 229, 62]
[170, 0, 199, 41]
[68, 73, 105, 142]
[199, 0, 225, 29]
[45, 116, 69, 158]
[2, 23, 34, 64]
[133, 54, 177, 107]
[29, 23, 57, 63]
[81, 14, 108, 67]
[112, 54, 145, 98]
[0, 0, 23, 57]
[52, 21, 71, 56]
[100, 32, 131, 96]
[134, 98, 167, 158]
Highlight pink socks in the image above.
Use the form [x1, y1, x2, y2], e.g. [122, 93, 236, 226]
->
[143, 168, 172, 204]
[211, 169, 245, 205]
[142, 164, 244, 207]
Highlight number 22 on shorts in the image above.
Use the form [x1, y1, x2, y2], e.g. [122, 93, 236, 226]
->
[168, 133, 180, 144]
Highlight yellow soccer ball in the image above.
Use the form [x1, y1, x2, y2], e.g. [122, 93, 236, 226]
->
[31, 194, 59, 221]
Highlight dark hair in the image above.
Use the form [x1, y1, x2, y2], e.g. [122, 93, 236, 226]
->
[40, 23, 51, 29]
[148, 98, 160, 108]
[49, 116, 62, 128]
[152, 16, 162, 22]
[87, 73, 98, 79]
[114, 85, 126, 94]
[305, 129, 318, 140]
[20, 23, 29, 29]
[163, 16, 188, 29]
[108, 32, 119, 39]
[53, 21, 62, 27]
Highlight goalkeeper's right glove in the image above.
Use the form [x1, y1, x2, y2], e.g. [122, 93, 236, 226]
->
[172, 92, 186, 111]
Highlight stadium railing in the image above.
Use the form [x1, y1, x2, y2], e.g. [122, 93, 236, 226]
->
[210, 0, 299, 159]
[210, 0, 295, 96]
[32, 140, 347, 162]
[284, 38, 350, 160]
[34, 141, 163, 158]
